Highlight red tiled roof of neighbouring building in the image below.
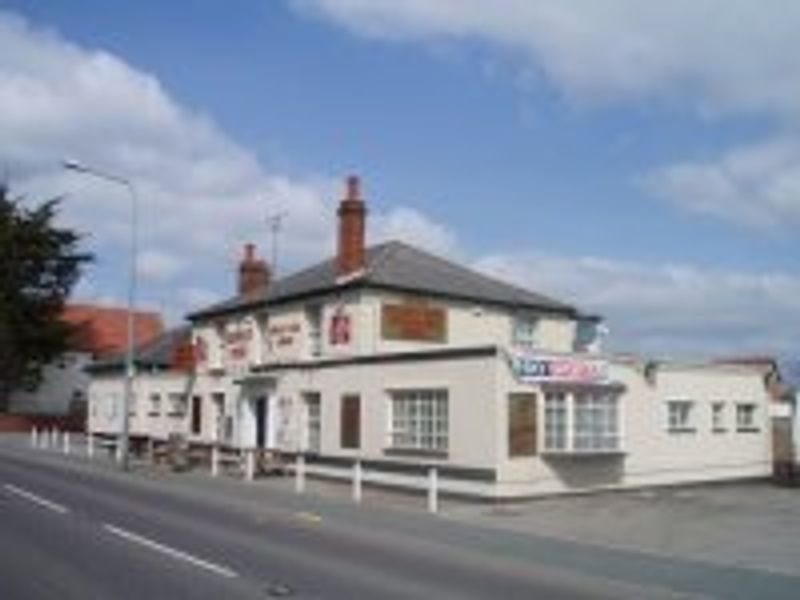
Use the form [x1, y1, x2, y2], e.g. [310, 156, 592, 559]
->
[62, 303, 164, 357]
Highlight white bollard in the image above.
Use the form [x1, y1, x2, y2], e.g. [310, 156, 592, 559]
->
[31, 427, 38, 448]
[352, 460, 362, 504]
[63, 431, 71, 455]
[295, 454, 306, 494]
[428, 467, 439, 514]
[87, 432, 95, 458]
[50, 428, 58, 450]
[211, 445, 220, 477]
[245, 449, 255, 482]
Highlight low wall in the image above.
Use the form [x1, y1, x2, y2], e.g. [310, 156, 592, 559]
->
[0, 413, 85, 433]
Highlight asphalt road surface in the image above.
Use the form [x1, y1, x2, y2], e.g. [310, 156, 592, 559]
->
[1, 439, 798, 599]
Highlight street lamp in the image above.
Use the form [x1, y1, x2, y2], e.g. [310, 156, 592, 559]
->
[63, 159, 138, 472]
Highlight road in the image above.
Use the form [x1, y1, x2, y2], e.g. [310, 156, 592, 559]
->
[0, 438, 797, 599]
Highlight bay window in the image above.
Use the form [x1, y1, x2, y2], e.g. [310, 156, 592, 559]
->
[389, 389, 448, 452]
[541, 388, 621, 453]
[573, 393, 619, 451]
[543, 392, 567, 451]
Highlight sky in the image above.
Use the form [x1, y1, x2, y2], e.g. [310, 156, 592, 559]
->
[1, 0, 799, 359]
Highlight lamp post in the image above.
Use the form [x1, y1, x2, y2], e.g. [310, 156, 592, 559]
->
[63, 160, 138, 472]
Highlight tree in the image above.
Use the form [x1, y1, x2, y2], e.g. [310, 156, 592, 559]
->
[0, 183, 93, 411]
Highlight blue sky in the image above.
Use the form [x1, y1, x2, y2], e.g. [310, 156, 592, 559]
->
[2, 1, 799, 357]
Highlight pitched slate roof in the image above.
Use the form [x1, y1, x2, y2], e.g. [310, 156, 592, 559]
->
[63, 303, 164, 356]
[87, 325, 192, 373]
[188, 240, 578, 321]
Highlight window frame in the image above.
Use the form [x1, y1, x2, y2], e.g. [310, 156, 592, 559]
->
[573, 392, 619, 451]
[667, 399, 695, 433]
[508, 393, 538, 457]
[511, 314, 540, 349]
[304, 392, 322, 454]
[711, 401, 726, 433]
[148, 393, 162, 417]
[340, 394, 361, 450]
[735, 403, 759, 432]
[387, 389, 449, 455]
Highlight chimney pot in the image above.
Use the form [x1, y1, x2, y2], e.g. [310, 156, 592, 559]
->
[346, 175, 361, 201]
[238, 243, 270, 296]
[337, 175, 367, 277]
[244, 242, 255, 261]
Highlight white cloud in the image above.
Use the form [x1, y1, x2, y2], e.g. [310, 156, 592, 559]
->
[371, 206, 459, 257]
[643, 137, 800, 228]
[299, 1, 800, 230]
[136, 249, 185, 282]
[0, 11, 446, 320]
[475, 252, 800, 358]
[298, 0, 800, 119]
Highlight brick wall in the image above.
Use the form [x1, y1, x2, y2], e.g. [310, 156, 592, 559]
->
[0, 413, 85, 433]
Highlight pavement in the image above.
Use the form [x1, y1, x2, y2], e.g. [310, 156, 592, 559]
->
[1, 433, 799, 599]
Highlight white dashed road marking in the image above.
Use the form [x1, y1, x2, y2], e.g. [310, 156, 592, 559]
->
[103, 523, 239, 579]
[4, 483, 70, 515]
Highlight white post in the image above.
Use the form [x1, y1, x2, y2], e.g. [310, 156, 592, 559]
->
[50, 428, 58, 450]
[63, 431, 71, 455]
[428, 467, 439, 514]
[211, 445, 220, 477]
[87, 432, 95, 458]
[352, 460, 362, 504]
[245, 449, 255, 482]
[295, 454, 305, 494]
[31, 427, 38, 448]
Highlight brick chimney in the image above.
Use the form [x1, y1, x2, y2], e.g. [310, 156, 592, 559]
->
[337, 175, 367, 277]
[238, 243, 271, 296]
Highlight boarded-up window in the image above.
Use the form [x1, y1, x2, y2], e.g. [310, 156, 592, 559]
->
[508, 393, 537, 457]
[340, 394, 360, 449]
[191, 395, 202, 435]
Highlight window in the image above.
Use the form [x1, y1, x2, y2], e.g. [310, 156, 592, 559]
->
[340, 394, 360, 449]
[711, 402, 726, 432]
[508, 394, 537, 457]
[512, 315, 539, 348]
[168, 393, 187, 417]
[211, 392, 226, 442]
[191, 395, 202, 435]
[149, 393, 162, 416]
[574, 393, 619, 451]
[667, 400, 694, 432]
[306, 304, 323, 357]
[736, 403, 758, 432]
[304, 392, 321, 453]
[389, 389, 448, 452]
[543, 392, 567, 451]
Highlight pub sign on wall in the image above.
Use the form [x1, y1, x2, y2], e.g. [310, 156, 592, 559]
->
[381, 302, 447, 343]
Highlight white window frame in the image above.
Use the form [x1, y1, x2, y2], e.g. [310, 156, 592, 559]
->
[512, 315, 539, 349]
[149, 393, 162, 417]
[543, 392, 568, 451]
[736, 403, 758, 432]
[388, 389, 448, 452]
[711, 401, 726, 432]
[168, 393, 188, 417]
[304, 392, 322, 453]
[573, 392, 619, 451]
[667, 400, 695, 433]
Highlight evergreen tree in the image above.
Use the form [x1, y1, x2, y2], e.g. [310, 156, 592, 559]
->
[0, 183, 93, 411]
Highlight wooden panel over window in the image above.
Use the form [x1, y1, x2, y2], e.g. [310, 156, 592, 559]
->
[381, 302, 447, 343]
[340, 394, 361, 449]
[508, 393, 537, 457]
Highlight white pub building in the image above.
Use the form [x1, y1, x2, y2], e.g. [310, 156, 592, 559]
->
[88, 177, 773, 498]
